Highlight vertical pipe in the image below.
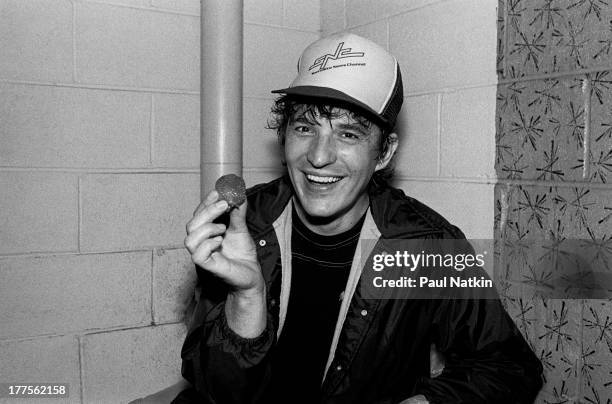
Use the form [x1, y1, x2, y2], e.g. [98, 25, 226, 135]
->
[200, 0, 243, 200]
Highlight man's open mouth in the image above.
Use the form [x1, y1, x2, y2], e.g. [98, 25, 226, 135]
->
[305, 174, 343, 184]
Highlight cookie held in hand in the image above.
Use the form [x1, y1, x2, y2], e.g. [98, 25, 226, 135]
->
[215, 174, 246, 209]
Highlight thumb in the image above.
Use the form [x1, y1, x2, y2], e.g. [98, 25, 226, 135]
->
[228, 198, 249, 232]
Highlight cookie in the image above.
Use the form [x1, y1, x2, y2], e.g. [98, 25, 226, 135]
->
[215, 174, 246, 208]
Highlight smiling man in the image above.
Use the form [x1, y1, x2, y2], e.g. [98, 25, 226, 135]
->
[177, 33, 542, 404]
[282, 103, 395, 234]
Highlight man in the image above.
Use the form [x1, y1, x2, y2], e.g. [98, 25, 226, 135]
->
[177, 33, 542, 403]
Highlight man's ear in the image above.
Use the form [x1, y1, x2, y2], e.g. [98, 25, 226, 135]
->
[375, 132, 398, 171]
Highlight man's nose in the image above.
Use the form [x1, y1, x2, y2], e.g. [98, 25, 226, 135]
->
[306, 134, 337, 167]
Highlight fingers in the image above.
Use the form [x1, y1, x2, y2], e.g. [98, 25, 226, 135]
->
[228, 197, 249, 232]
[193, 190, 219, 216]
[184, 222, 226, 253]
[186, 198, 228, 234]
[191, 237, 224, 268]
[185, 221, 227, 271]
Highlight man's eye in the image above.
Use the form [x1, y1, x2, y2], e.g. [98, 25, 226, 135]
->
[294, 126, 311, 133]
[340, 132, 360, 140]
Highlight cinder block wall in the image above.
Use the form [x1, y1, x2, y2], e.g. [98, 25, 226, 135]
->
[321, 0, 498, 239]
[496, 0, 612, 401]
[0, 0, 319, 402]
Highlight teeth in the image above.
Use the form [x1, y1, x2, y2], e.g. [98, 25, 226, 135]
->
[306, 174, 342, 184]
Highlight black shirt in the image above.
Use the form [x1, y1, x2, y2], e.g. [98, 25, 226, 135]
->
[265, 206, 366, 403]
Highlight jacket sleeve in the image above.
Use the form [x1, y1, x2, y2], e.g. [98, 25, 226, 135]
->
[414, 240, 543, 404]
[415, 297, 543, 404]
[180, 267, 276, 404]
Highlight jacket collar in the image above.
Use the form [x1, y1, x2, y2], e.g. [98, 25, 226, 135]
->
[245, 175, 294, 239]
[246, 175, 456, 240]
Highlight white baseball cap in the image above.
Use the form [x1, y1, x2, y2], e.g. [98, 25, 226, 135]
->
[272, 32, 404, 130]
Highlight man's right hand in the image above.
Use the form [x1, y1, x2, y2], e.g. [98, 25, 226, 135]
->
[185, 190, 263, 292]
[185, 190, 267, 338]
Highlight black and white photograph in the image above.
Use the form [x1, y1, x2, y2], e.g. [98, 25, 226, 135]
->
[1, 0, 611, 403]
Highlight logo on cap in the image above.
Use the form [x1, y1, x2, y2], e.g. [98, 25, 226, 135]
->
[308, 42, 365, 73]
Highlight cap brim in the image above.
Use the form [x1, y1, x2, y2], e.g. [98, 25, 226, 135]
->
[271, 85, 389, 127]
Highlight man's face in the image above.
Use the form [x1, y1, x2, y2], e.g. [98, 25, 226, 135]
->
[283, 105, 391, 234]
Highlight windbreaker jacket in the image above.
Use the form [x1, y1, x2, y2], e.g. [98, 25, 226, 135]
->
[177, 176, 543, 404]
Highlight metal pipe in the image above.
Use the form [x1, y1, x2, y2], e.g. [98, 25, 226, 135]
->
[200, 0, 243, 199]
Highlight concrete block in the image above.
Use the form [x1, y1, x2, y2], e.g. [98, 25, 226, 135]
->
[440, 86, 496, 178]
[504, 0, 612, 77]
[0, 172, 77, 254]
[81, 323, 186, 403]
[244, 169, 285, 187]
[76, 2, 199, 90]
[151, 0, 200, 14]
[284, 0, 320, 32]
[539, 300, 582, 399]
[500, 184, 553, 240]
[80, 173, 200, 251]
[0, 83, 150, 168]
[244, 0, 283, 25]
[0, 336, 80, 404]
[243, 97, 283, 169]
[345, 0, 381, 27]
[396, 179, 494, 239]
[153, 248, 197, 324]
[321, 0, 345, 35]
[349, 21, 388, 49]
[152, 93, 199, 168]
[389, 0, 497, 93]
[582, 300, 612, 402]
[590, 71, 612, 184]
[0, 0, 72, 82]
[380, 0, 443, 17]
[588, 189, 612, 240]
[502, 296, 548, 350]
[496, 77, 587, 183]
[85, 0, 151, 7]
[395, 94, 439, 177]
[345, 0, 441, 27]
[543, 187, 612, 239]
[0, 252, 151, 339]
[244, 25, 318, 98]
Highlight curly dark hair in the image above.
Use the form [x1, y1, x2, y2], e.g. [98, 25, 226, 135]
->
[267, 94, 397, 184]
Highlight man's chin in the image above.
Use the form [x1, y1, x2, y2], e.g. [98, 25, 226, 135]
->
[295, 201, 339, 225]
[303, 208, 334, 221]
